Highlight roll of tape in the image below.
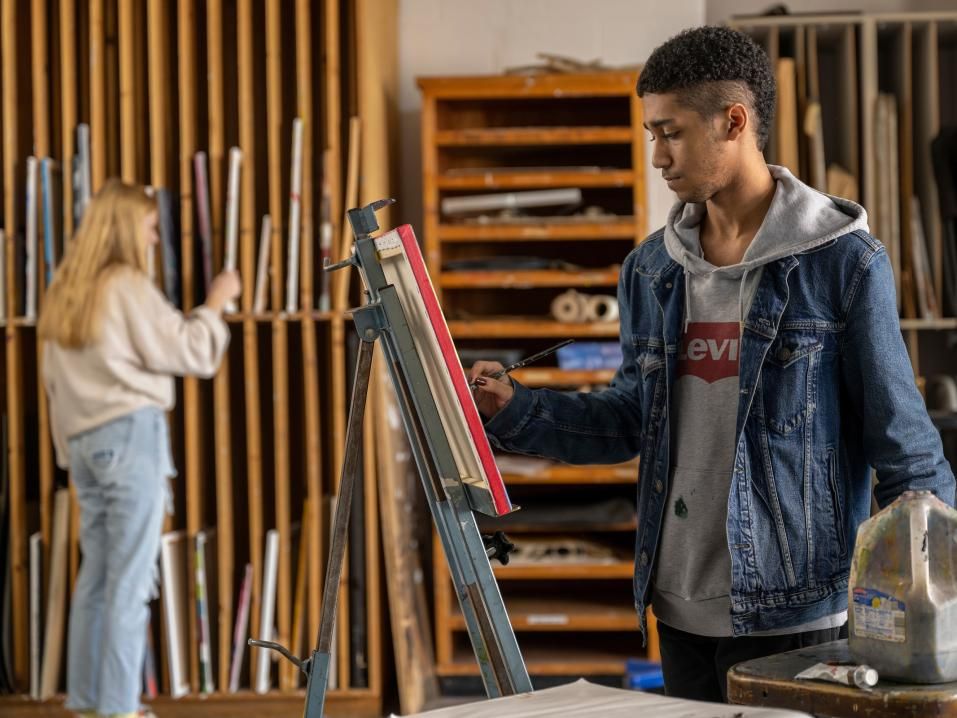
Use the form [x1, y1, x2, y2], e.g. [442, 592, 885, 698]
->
[551, 290, 584, 323]
[927, 375, 957, 413]
[584, 295, 618, 323]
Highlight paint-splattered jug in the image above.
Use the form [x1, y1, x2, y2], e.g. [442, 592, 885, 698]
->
[849, 490, 957, 683]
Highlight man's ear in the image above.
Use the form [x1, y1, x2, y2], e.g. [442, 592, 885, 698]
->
[725, 103, 749, 142]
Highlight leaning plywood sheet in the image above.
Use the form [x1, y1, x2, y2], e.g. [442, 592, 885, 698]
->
[397, 679, 811, 718]
[372, 225, 512, 517]
[776, 58, 800, 178]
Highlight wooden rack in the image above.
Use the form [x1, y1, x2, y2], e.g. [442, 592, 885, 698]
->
[0, 2, 383, 716]
[418, 71, 659, 683]
[729, 11, 957, 375]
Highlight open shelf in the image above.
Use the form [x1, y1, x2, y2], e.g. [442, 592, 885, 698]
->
[0, 690, 381, 718]
[435, 126, 633, 146]
[223, 310, 340, 323]
[509, 368, 616, 387]
[438, 642, 639, 677]
[493, 562, 634, 580]
[450, 595, 641, 632]
[439, 269, 619, 289]
[448, 319, 619, 338]
[899, 317, 957, 330]
[418, 72, 640, 99]
[500, 461, 637, 485]
[437, 169, 635, 190]
[437, 220, 636, 242]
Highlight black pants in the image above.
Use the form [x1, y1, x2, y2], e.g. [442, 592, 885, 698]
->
[657, 620, 847, 703]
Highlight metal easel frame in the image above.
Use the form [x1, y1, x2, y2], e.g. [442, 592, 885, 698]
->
[251, 200, 531, 717]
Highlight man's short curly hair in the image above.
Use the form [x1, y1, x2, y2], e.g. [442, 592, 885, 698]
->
[637, 26, 776, 151]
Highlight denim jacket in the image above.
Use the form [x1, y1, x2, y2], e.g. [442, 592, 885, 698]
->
[485, 228, 956, 637]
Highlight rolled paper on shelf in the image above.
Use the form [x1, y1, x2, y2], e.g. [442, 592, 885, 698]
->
[550, 289, 584, 323]
[584, 294, 618, 323]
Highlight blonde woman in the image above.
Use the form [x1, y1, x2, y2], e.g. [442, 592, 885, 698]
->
[39, 179, 240, 718]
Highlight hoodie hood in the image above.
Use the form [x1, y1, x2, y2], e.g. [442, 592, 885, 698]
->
[664, 164, 869, 274]
[663, 164, 869, 329]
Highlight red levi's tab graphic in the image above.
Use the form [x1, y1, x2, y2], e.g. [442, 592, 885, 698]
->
[677, 322, 740, 383]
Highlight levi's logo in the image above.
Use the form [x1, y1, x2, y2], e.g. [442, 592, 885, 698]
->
[677, 322, 740, 383]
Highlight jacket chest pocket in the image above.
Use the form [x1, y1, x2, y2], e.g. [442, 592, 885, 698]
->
[760, 332, 823, 434]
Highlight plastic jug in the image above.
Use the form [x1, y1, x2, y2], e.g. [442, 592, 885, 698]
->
[848, 490, 957, 683]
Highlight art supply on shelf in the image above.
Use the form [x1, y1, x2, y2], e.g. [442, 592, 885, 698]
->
[550, 289, 618, 323]
[556, 341, 622, 371]
[441, 188, 582, 217]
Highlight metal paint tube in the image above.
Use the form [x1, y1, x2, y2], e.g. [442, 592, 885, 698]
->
[795, 662, 878, 689]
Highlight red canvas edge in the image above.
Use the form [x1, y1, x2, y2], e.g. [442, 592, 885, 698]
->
[395, 224, 513, 515]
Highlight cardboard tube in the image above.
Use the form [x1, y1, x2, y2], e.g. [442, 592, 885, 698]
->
[551, 290, 584, 323]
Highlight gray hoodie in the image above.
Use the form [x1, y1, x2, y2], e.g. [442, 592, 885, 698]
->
[651, 165, 868, 637]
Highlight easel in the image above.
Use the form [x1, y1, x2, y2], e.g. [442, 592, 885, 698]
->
[251, 200, 532, 717]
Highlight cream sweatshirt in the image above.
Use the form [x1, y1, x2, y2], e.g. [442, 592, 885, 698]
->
[43, 266, 230, 469]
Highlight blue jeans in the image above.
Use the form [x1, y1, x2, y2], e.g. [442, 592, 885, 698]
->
[65, 407, 173, 714]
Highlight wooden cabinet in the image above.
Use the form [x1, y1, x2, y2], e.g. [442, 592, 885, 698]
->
[418, 72, 659, 682]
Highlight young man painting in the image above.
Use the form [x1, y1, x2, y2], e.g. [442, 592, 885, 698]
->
[469, 26, 955, 702]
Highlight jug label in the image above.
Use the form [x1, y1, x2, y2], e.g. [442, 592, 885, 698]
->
[852, 588, 905, 642]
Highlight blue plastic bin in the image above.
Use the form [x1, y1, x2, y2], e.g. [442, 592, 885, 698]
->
[625, 657, 664, 691]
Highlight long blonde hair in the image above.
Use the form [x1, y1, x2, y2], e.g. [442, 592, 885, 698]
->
[38, 179, 156, 347]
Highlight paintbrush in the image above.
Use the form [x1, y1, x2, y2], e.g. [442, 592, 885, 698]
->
[468, 339, 575, 390]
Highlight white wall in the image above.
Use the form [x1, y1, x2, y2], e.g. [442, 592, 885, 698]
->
[397, 0, 707, 236]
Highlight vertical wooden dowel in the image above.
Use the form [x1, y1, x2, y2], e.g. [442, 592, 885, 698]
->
[266, 0, 283, 312]
[31, 0, 55, 569]
[177, 0, 202, 694]
[271, 316, 291, 691]
[52, 0, 77, 587]
[59, 0, 76, 243]
[336, 117, 360, 312]
[206, 0, 234, 693]
[264, 0, 291, 691]
[324, 0, 342, 239]
[295, 0, 323, 670]
[89, 0, 106, 191]
[31, 0, 50, 154]
[118, 0, 135, 181]
[104, 0, 119, 179]
[147, 0, 166, 186]
[2, 0, 28, 686]
[296, 0, 314, 311]
[236, 0, 264, 671]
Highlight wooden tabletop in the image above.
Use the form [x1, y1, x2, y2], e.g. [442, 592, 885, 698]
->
[728, 640, 957, 718]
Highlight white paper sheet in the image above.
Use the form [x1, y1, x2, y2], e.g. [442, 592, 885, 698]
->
[396, 679, 812, 718]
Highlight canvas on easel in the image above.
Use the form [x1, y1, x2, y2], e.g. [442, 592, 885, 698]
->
[369, 224, 513, 518]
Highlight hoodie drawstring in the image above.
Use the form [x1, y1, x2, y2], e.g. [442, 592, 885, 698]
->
[683, 268, 692, 334]
[738, 267, 750, 334]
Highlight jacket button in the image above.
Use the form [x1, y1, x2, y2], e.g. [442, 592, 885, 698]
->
[665, 282, 673, 289]
[640, 551, 649, 566]
[654, 480, 663, 493]
[776, 347, 791, 362]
